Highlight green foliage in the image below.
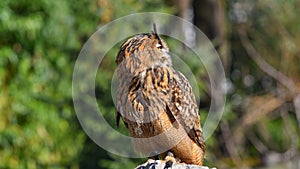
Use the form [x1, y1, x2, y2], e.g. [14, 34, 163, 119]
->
[0, 1, 85, 168]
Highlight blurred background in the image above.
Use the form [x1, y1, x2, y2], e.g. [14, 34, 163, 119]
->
[1, 0, 300, 169]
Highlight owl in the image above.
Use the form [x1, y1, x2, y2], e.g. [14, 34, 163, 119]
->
[115, 26, 205, 166]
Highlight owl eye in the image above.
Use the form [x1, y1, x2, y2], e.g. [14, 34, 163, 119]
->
[156, 43, 163, 50]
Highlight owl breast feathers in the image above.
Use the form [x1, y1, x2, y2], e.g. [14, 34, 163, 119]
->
[115, 32, 205, 165]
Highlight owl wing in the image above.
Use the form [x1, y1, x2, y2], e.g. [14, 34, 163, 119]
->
[167, 71, 206, 152]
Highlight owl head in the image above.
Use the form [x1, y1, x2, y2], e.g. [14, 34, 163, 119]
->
[116, 28, 171, 75]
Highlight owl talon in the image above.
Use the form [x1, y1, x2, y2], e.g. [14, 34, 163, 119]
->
[166, 151, 174, 158]
[164, 151, 180, 164]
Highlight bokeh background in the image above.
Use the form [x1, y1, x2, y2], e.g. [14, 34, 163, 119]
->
[1, 0, 300, 169]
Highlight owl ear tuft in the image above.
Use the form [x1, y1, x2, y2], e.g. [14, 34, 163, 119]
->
[152, 23, 163, 47]
[152, 23, 158, 35]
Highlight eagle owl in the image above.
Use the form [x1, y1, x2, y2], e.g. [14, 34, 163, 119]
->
[115, 26, 205, 165]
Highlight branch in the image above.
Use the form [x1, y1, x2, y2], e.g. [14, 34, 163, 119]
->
[237, 28, 296, 93]
[241, 95, 284, 127]
[238, 27, 300, 131]
[220, 121, 242, 167]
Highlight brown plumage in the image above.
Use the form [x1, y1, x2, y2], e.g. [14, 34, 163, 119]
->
[115, 29, 205, 165]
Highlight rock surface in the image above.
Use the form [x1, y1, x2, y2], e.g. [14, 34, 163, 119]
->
[135, 160, 216, 169]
